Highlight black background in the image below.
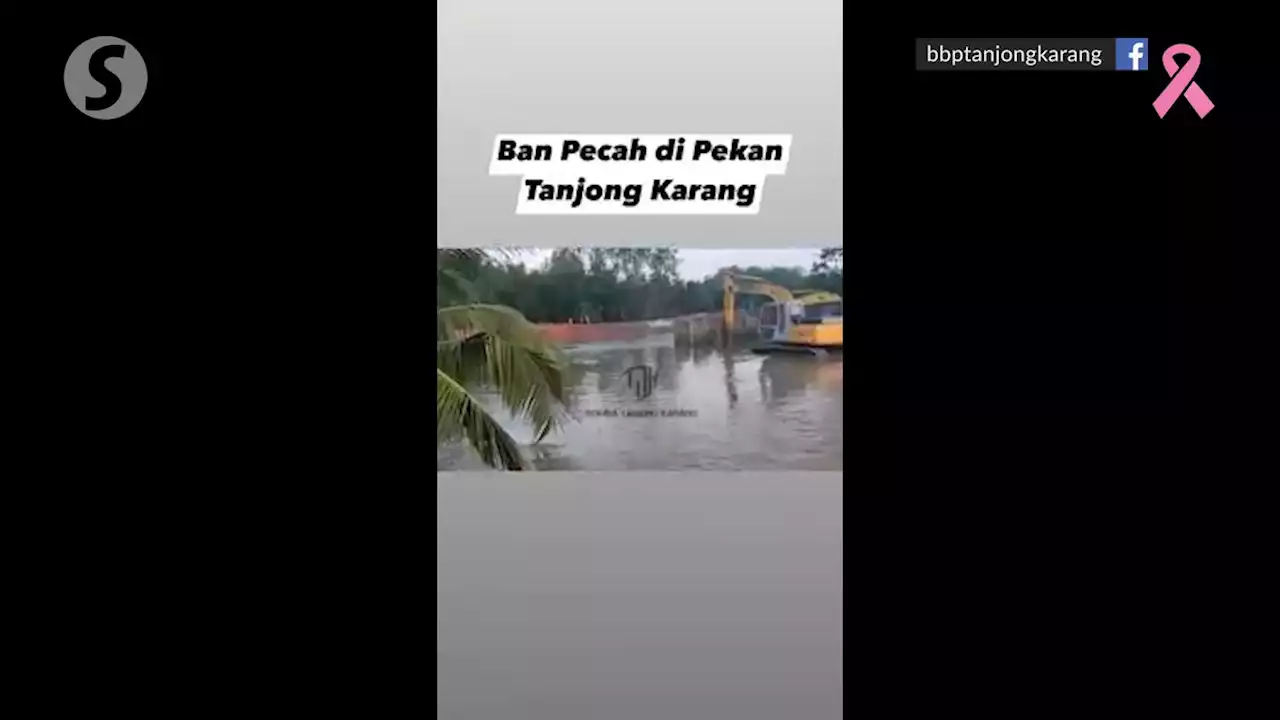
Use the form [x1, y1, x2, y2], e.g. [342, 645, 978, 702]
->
[856, 35, 1274, 488]
[8, 15, 1276, 707]
[18, 15, 413, 476]
[858, 33, 1275, 692]
[11, 18, 421, 706]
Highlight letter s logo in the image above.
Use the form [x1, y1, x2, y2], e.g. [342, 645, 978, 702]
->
[64, 36, 148, 119]
[85, 44, 126, 111]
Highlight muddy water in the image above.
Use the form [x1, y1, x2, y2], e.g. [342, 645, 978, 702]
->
[437, 337, 844, 471]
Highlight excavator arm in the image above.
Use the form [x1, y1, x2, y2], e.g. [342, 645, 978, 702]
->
[721, 272, 794, 330]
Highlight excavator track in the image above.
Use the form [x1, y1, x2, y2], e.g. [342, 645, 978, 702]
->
[751, 343, 843, 357]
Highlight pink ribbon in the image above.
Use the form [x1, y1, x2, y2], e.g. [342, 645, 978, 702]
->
[1153, 44, 1214, 118]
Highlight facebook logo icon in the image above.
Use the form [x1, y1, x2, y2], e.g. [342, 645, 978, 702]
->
[1117, 38, 1149, 71]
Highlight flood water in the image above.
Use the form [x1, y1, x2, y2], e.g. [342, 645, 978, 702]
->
[436, 336, 844, 471]
[437, 472, 843, 719]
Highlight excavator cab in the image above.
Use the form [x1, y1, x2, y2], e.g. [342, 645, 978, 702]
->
[757, 300, 805, 341]
[759, 302, 782, 341]
[722, 271, 843, 353]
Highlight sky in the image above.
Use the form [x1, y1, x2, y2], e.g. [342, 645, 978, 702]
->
[525, 249, 824, 281]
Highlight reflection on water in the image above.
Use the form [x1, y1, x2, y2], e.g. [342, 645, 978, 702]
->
[438, 337, 843, 470]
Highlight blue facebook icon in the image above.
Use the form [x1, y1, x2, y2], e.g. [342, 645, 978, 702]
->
[1117, 38, 1149, 71]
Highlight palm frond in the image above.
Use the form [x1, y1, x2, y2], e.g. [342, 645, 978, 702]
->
[437, 303, 541, 343]
[437, 368, 528, 470]
[438, 267, 476, 303]
[437, 248, 526, 264]
[438, 248, 491, 263]
[437, 304, 571, 449]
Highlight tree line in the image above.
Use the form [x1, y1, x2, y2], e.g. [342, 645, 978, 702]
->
[437, 248, 843, 324]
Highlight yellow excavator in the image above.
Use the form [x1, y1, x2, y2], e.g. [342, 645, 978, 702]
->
[721, 272, 843, 355]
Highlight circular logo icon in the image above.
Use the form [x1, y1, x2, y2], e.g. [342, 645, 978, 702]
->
[63, 36, 148, 120]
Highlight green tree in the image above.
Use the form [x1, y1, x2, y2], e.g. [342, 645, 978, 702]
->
[437, 249, 571, 470]
[812, 247, 843, 272]
[440, 248, 842, 327]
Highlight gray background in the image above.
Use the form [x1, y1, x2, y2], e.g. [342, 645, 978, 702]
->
[437, 0, 843, 247]
[438, 471, 843, 719]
